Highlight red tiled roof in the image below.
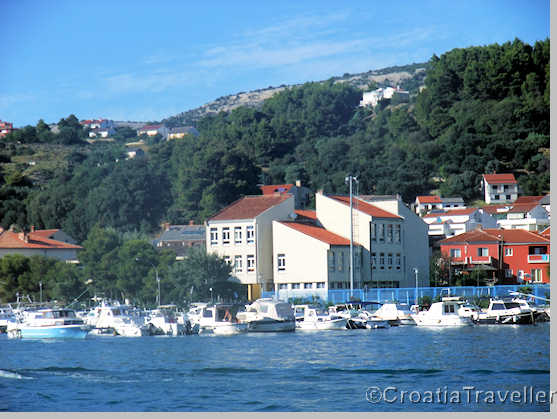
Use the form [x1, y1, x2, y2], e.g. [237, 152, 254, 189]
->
[260, 184, 294, 195]
[294, 210, 317, 220]
[0, 230, 82, 250]
[483, 173, 517, 184]
[329, 195, 402, 219]
[279, 222, 351, 245]
[416, 195, 442, 204]
[423, 208, 478, 218]
[508, 203, 539, 214]
[208, 195, 292, 221]
[440, 228, 549, 245]
[514, 196, 545, 204]
[140, 125, 162, 130]
[540, 226, 550, 237]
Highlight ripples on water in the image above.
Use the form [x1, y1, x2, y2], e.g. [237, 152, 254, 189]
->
[0, 323, 550, 412]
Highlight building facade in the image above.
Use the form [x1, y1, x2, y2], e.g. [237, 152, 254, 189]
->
[482, 173, 518, 204]
[440, 228, 550, 284]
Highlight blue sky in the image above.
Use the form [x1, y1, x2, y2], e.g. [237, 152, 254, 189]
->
[1, 0, 550, 127]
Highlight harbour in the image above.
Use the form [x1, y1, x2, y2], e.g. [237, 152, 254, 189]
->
[0, 322, 550, 412]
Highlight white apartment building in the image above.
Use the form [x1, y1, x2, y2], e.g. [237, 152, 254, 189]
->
[205, 194, 295, 300]
[414, 195, 466, 215]
[482, 173, 518, 204]
[422, 208, 498, 238]
[497, 203, 549, 231]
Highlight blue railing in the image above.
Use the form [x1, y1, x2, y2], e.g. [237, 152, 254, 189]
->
[261, 284, 550, 304]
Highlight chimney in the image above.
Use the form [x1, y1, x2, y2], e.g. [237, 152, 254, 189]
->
[30, 225, 35, 232]
[18, 232, 29, 243]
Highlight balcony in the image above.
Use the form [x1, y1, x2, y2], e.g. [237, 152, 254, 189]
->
[528, 254, 550, 263]
[468, 255, 493, 265]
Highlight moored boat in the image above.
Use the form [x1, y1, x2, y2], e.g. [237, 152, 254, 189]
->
[198, 304, 248, 335]
[293, 305, 347, 330]
[7, 308, 90, 339]
[472, 298, 536, 325]
[411, 297, 474, 327]
[236, 298, 296, 332]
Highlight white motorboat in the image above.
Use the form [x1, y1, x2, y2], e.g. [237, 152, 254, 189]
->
[411, 297, 474, 326]
[145, 305, 184, 336]
[236, 298, 296, 332]
[198, 304, 248, 335]
[293, 305, 347, 330]
[0, 305, 16, 333]
[7, 308, 90, 339]
[472, 298, 535, 325]
[87, 301, 150, 337]
[373, 302, 416, 325]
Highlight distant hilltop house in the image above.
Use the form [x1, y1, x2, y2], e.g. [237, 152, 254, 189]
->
[0, 120, 14, 138]
[125, 148, 145, 159]
[259, 180, 311, 209]
[168, 126, 199, 139]
[482, 173, 518, 204]
[137, 124, 169, 139]
[80, 119, 116, 138]
[0, 227, 82, 263]
[414, 195, 465, 215]
[359, 86, 409, 108]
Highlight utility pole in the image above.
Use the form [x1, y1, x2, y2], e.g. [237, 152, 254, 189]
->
[345, 175, 358, 297]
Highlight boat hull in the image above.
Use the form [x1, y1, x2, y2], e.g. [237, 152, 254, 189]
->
[474, 313, 535, 325]
[411, 314, 473, 327]
[200, 323, 248, 336]
[246, 319, 296, 332]
[15, 325, 89, 339]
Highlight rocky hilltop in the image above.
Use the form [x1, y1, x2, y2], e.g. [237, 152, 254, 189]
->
[163, 63, 427, 127]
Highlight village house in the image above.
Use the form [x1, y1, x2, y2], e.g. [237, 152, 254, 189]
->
[483, 199, 549, 232]
[167, 126, 200, 139]
[482, 173, 518, 204]
[0, 227, 82, 263]
[0, 120, 14, 138]
[205, 194, 295, 300]
[422, 207, 497, 240]
[359, 86, 409, 107]
[154, 222, 205, 259]
[414, 195, 466, 215]
[137, 124, 169, 139]
[440, 228, 550, 284]
[259, 181, 312, 209]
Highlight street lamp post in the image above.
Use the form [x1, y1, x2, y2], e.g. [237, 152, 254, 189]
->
[209, 287, 213, 303]
[345, 175, 358, 297]
[413, 267, 419, 306]
[39, 281, 43, 303]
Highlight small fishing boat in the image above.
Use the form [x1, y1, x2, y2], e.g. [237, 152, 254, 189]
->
[236, 298, 296, 332]
[411, 297, 474, 327]
[6, 308, 90, 339]
[472, 298, 536, 325]
[198, 304, 248, 335]
[0, 305, 16, 334]
[293, 305, 347, 330]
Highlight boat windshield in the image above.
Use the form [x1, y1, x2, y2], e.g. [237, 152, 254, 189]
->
[504, 302, 521, 310]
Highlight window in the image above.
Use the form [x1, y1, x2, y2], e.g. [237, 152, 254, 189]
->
[477, 248, 489, 257]
[386, 224, 393, 243]
[338, 252, 344, 271]
[531, 269, 543, 283]
[379, 253, 385, 269]
[246, 254, 255, 272]
[277, 254, 286, 271]
[223, 256, 231, 265]
[246, 226, 255, 244]
[506, 195, 511, 200]
[444, 304, 455, 314]
[505, 269, 513, 278]
[388, 253, 393, 266]
[210, 228, 218, 245]
[378, 224, 385, 242]
[279, 284, 288, 290]
[371, 253, 377, 269]
[450, 248, 461, 258]
[494, 194, 500, 200]
[316, 282, 325, 289]
[396, 253, 401, 270]
[222, 227, 230, 245]
[291, 283, 300, 289]
[234, 255, 243, 273]
[304, 283, 312, 289]
[234, 227, 242, 244]
[329, 251, 336, 272]
[371, 223, 376, 241]
[394, 224, 401, 243]
[505, 248, 513, 256]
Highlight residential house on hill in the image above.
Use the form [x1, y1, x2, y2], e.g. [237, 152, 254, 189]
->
[359, 86, 409, 108]
[205, 194, 295, 300]
[154, 222, 205, 259]
[137, 124, 169, 139]
[0, 227, 82, 263]
[482, 200, 549, 232]
[440, 228, 550, 284]
[259, 181, 311, 209]
[414, 195, 465, 215]
[0, 120, 14, 138]
[482, 173, 518, 204]
[168, 126, 200, 139]
[422, 208, 497, 240]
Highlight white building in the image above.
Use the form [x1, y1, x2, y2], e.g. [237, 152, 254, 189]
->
[205, 194, 295, 300]
[359, 86, 409, 107]
[482, 173, 518, 204]
[422, 208, 497, 238]
[497, 203, 549, 231]
[414, 195, 466, 215]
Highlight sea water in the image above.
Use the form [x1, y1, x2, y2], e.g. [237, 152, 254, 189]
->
[0, 323, 550, 412]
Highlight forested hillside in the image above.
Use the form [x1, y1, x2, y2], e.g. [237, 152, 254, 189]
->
[0, 39, 549, 243]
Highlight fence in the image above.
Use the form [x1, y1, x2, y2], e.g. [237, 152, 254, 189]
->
[261, 284, 550, 305]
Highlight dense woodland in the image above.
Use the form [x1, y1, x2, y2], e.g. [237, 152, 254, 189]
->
[0, 39, 550, 305]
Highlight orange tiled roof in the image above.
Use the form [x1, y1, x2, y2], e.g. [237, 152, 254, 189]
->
[440, 228, 549, 245]
[423, 208, 477, 218]
[0, 230, 82, 249]
[279, 221, 352, 245]
[416, 195, 442, 204]
[508, 203, 539, 214]
[515, 196, 545, 204]
[329, 195, 402, 219]
[483, 173, 517, 184]
[540, 226, 550, 237]
[260, 184, 294, 195]
[294, 210, 317, 220]
[208, 195, 292, 221]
